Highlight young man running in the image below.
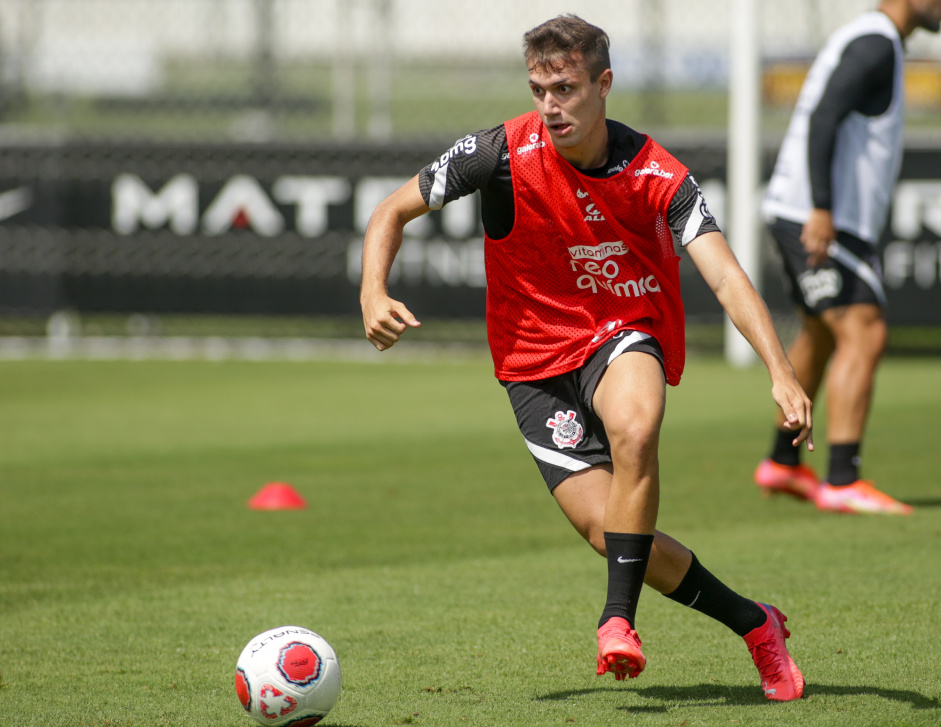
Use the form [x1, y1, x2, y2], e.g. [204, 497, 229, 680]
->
[361, 15, 812, 701]
[756, 0, 941, 515]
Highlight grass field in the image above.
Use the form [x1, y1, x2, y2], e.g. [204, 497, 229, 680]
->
[1, 354, 939, 727]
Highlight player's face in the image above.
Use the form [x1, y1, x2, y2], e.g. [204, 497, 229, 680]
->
[528, 53, 612, 166]
[912, 0, 941, 32]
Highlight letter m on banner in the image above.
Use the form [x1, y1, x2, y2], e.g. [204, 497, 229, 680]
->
[112, 173, 199, 235]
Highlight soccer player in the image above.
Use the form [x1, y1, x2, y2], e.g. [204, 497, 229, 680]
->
[361, 15, 812, 700]
[756, 0, 941, 515]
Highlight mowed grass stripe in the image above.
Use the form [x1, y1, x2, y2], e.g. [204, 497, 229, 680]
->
[0, 358, 938, 726]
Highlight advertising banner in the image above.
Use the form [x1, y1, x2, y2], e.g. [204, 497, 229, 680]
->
[0, 141, 938, 324]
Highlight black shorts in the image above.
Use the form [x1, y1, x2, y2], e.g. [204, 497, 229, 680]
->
[500, 331, 664, 492]
[769, 217, 886, 315]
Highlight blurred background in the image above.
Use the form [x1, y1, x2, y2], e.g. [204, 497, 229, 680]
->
[0, 0, 939, 354]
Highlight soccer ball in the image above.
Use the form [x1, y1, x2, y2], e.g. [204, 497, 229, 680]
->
[235, 626, 341, 726]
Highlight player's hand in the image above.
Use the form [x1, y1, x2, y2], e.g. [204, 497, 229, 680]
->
[801, 209, 835, 267]
[362, 294, 421, 351]
[771, 377, 814, 451]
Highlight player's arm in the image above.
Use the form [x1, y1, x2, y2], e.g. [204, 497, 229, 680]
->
[804, 34, 895, 264]
[360, 175, 430, 351]
[686, 231, 814, 449]
[362, 126, 504, 350]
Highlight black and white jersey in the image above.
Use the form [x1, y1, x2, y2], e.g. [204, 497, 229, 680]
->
[763, 11, 905, 245]
[417, 119, 720, 246]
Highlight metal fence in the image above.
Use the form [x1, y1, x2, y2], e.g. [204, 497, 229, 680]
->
[2, 0, 939, 143]
[1, 1, 940, 343]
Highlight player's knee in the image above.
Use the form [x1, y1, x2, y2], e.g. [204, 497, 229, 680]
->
[586, 526, 607, 556]
[871, 318, 889, 356]
[605, 414, 661, 462]
[843, 318, 887, 361]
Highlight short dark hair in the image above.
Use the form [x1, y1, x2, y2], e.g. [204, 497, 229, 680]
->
[523, 15, 611, 81]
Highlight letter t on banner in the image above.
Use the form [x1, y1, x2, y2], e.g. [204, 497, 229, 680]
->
[726, 0, 761, 366]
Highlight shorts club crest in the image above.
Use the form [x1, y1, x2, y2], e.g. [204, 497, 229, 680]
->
[547, 410, 584, 449]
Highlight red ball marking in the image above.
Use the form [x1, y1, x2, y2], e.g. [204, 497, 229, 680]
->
[234, 668, 251, 711]
[278, 642, 322, 686]
[259, 684, 297, 719]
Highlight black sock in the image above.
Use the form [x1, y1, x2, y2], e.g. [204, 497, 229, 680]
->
[664, 553, 767, 637]
[770, 428, 801, 467]
[827, 443, 860, 486]
[598, 532, 654, 629]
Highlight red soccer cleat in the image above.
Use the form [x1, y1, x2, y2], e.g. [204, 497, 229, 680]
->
[744, 603, 805, 701]
[596, 617, 646, 681]
[754, 459, 820, 501]
[815, 480, 913, 515]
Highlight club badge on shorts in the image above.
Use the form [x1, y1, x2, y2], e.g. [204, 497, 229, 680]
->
[546, 410, 584, 449]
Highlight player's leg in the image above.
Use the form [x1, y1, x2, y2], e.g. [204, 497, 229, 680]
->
[500, 347, 651, 681]
[553, 474, 804, 699]
[777, 311, 833, 429]
[812, 232, 911, 514]
[591, 349, 664, 534]
[551, 465, 692, 588]
[755, 219, 827, 499]
[586, 350, 663, 680]
[755, 311, 831, 498]
[591, 351, 661, 619]
[554, 475, 767, 628]
[821, 302, 885, 444]
[814, 303, 910, 513]
[504, 334, 802, 696]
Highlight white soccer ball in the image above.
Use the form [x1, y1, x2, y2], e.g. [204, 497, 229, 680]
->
[235, 626, 341, 726]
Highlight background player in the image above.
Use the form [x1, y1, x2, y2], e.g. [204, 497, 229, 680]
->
[756, 0, 941, 514]
[362, 15, 812, 700]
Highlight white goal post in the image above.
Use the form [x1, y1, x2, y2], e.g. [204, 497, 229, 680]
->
[726, 0, 762, 366]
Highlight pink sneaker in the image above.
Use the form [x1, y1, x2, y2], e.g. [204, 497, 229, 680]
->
[815, 480, 913, 515]
[744, 604, 804, 701]
[754, 459, 820, 501]
[596, 617, 645, 681]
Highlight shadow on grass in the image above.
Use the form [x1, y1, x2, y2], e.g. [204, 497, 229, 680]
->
[903, 497, 941, 508]
[536, 683, 941, 711]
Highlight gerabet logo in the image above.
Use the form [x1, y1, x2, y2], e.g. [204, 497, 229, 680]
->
[546, 410, 584, 449]
[634, 160, 674, 180]
[516, 132, 546, 155]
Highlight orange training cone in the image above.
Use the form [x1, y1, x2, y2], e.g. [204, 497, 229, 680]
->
[248, 482, 308, 510]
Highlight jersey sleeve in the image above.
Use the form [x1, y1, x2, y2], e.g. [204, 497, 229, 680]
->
[417, 125, 507, 210]
[666, 173, 721, 247]
[808, 34, 896, 210]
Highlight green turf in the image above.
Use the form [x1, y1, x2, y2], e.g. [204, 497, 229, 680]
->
[0, 356, 939, 726]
